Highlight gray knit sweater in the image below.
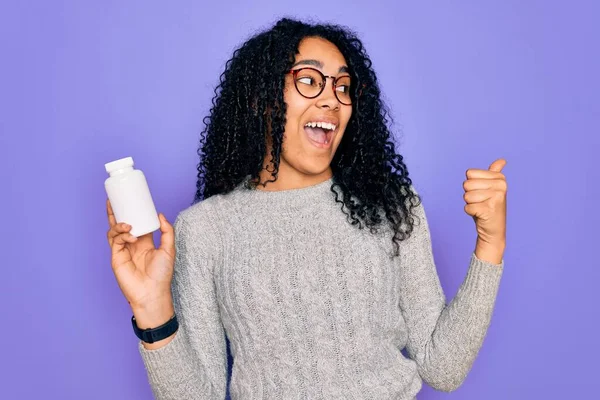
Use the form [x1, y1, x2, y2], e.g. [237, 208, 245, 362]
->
[138, 177, 504, 399]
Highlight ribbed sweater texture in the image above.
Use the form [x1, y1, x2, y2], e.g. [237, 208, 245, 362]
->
[138, 177, 504, 399]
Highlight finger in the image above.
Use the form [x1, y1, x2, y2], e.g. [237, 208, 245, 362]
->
[107, 199, 117, 227]
[463, 178, 507, 192]
[464, 189, 494, 204]
[111, 233, 137, 272]
[112, 232, 138, 250]
[488, 158, 507, 173]
[107, 223, 132, 245]
[158, 213, 176, 259]
[464, 202, 483, 217]
[466, 168, 505, 180]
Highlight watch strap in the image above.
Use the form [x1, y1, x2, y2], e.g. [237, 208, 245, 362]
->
[132, 314, 179, 344]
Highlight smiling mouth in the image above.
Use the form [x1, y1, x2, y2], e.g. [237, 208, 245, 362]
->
[304, 122, 337, 147]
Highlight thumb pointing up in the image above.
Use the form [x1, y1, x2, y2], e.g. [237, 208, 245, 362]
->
[488, 158, 507, 173]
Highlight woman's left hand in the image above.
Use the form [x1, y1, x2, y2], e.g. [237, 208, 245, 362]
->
[463, 159, 508, 250]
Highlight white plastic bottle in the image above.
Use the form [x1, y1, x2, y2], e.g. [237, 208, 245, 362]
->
[104, 156, 160, 237]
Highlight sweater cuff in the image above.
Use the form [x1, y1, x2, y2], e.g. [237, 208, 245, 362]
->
[138, 329, 187, 383]
[460, 252, 504, 302]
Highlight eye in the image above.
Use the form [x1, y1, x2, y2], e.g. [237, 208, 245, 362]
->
[297, 76, 314, 86]
[335, 76, 352, 93]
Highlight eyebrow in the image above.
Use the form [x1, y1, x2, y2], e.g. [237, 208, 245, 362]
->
[292, 59, 349, 73]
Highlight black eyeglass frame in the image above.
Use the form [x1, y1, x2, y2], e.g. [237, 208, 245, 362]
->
[287, 67, 353, 105]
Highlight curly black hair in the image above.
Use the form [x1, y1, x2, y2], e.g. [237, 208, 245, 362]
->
[192, 17, 422, 257]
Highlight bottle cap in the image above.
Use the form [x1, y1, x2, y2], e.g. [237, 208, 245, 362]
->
[105, 157, 134, 175]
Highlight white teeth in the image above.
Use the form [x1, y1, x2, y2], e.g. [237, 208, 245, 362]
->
[304, 121, 337, 131]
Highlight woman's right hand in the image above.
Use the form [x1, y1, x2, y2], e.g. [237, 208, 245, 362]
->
[106, 198, 176, 321]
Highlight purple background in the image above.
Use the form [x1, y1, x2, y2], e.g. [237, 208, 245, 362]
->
[2, 1, 598, 399]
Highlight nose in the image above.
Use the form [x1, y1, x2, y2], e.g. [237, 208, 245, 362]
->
[315, 77, 340, 110]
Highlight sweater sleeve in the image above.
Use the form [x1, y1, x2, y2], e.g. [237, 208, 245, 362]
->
[397, 200, 504, 392]
[137, 211, 228, 400]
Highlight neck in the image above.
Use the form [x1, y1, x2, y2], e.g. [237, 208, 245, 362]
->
[256, 161, 333, 192]
[242, 171, 337, 214]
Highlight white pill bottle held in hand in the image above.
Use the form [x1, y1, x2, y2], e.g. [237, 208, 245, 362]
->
[104, 156, 160, 237]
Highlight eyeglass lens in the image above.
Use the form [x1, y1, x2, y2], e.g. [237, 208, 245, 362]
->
[293, 68, 352, 105]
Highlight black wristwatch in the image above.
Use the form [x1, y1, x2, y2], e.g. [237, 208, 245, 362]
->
[132, 314, 179, 344]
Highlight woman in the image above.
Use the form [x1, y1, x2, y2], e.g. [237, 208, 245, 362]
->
[106, 18, 507, 399]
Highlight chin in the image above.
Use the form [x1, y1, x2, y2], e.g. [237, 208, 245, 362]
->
[298, 161, 333, 175]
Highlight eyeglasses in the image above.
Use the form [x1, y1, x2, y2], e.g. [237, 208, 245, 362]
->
[287, 67, 353, 105]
